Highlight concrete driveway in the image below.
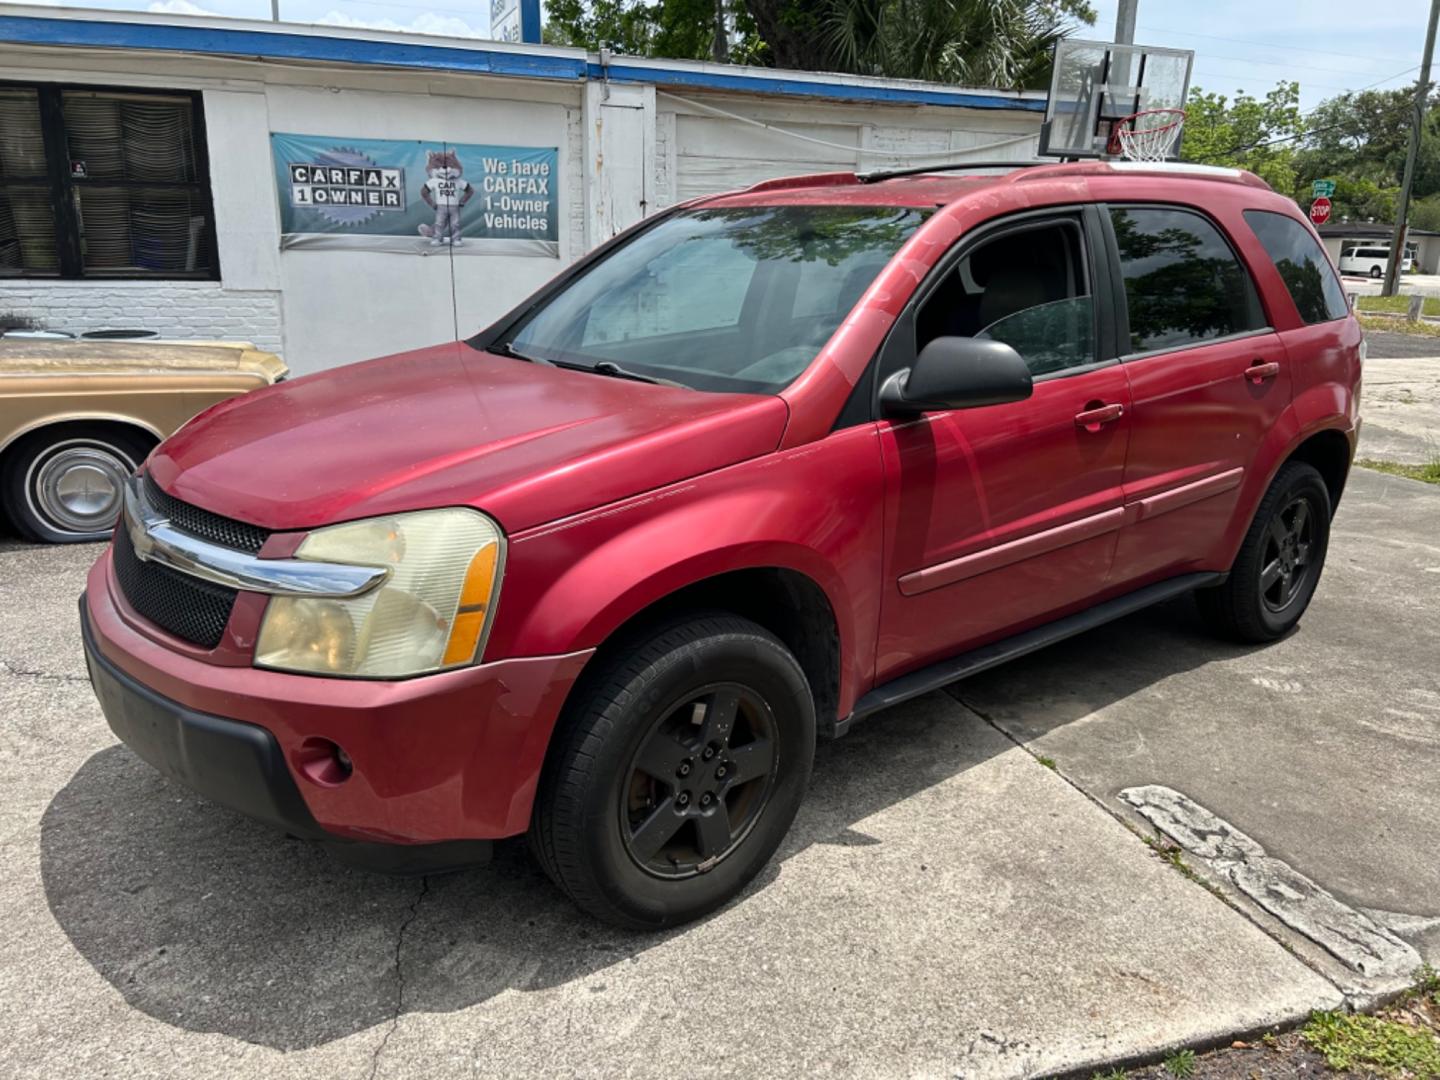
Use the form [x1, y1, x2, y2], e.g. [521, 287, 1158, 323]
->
[1, 469, 1436, 1077]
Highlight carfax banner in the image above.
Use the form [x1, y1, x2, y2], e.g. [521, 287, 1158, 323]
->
[270, 133, 559, 257]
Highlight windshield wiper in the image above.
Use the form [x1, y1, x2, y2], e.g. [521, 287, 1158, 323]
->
[588, 360, 688, 389]
[487, 341, 552, 365]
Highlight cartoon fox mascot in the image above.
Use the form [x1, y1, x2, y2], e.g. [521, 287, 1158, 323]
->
[418, 149, 474, 246]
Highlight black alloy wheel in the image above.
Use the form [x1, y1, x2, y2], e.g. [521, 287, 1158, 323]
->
[1258, 496, 1316, 614]
[620, 683, 779, 878]
[530, 614, 815, 929]
[1196, 461, 1332, 643]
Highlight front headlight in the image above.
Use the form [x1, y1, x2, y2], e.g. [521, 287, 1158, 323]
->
[255, 508, 503, 677]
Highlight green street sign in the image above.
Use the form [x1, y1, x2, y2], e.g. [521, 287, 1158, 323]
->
[1313, 179, 1336, 198]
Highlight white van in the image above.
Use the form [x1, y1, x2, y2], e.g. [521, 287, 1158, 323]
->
[1339, 246, 1414, 277]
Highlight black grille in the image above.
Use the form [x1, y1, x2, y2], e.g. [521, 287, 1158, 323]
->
[144, 473, 269, 554]
[112, 524, 238, 649]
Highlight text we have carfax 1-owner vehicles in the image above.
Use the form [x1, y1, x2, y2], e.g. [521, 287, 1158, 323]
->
[83, 160, 1361, 928]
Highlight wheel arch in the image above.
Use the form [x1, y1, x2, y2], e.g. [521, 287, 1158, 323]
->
[571, 564, 844, 738]
[1216, 390, 1355, 570]
[0, 413, 163, 461]
[1283, 426, 1353, 514]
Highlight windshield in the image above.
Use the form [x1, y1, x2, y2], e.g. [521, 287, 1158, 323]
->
[502, 205, 930, 394]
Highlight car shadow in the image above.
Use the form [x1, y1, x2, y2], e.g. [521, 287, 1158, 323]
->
[39, 599, 1250, 1052]
[943, 594, 1268, 744]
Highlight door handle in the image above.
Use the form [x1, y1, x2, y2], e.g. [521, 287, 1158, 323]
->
[1074, 403, 1124, 431]
[1246, 360, 1281, 384]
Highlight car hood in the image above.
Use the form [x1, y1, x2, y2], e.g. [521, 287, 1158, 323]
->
[147, 342, 789, 534]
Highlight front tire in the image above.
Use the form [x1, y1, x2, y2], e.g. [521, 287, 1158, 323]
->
[1196, 461, 1331, 643]
[1, 424, 154, 543]
[530, 614, 815, 929]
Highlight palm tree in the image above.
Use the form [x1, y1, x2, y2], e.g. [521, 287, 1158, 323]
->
[815, 0, 1094, 89]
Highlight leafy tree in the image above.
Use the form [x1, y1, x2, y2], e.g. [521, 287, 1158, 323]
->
[544, 0, 742, 60]
[1409, 192, 1440, 232]
[1179, 82, 1303, 193]
[545, 0, 1096, 89]
[809, 0, 1095, 88]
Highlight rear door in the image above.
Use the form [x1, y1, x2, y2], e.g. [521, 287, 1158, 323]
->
[1104, 204, 1291, 584]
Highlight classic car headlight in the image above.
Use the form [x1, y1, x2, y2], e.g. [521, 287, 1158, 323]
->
[255, 508, 503, 677]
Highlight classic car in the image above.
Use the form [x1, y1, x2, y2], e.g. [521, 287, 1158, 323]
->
[1, 338, 286, 542]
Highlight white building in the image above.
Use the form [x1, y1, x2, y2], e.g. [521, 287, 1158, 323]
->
[0, 5, 1046, 374]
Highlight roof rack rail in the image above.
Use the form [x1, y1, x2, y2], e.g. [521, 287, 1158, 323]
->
[743, 172, 861, 193]
[856, 161, 1043, 184]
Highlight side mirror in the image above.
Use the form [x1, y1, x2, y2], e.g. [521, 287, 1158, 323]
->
[879, 336, 1033, 416]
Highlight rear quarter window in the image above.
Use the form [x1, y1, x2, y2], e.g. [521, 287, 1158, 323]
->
[1244, 210, 1348, 325]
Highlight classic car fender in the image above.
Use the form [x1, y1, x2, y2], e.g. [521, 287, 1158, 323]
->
[0, 408, 165, 457]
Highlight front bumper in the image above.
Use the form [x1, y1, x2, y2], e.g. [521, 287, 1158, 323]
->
[84, 549, 593, 849]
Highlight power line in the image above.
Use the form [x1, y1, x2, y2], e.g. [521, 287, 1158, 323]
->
[1187, 48, 1419, 79]
[1137, 23, 1420, 65]
[1202, 61, 1423, 158]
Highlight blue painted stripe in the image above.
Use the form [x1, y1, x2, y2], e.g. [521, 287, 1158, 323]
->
[0, 15, 588, 80]
[597, 62, 1047, 112]
[0, 13, 1043, 111]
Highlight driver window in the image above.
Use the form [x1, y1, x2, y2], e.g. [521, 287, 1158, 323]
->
[915, 219, 1095, 377]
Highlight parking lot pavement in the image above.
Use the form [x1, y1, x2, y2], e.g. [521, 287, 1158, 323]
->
[0, 544, 1347, 1078]
[954, 466, 1440, 997]
[1356, 353, 1440, 463]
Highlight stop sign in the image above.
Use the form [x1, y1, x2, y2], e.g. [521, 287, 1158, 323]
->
[1310, 197, 1332, 225]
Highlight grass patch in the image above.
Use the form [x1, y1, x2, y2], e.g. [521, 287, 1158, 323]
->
[1144, 837, 1197, 878]
[1355, 458, 1440, 484]
[1091, 1070, 1126, 1080]
[1301, 1010, 1440, 1076]
[1037, 755, 1057, 770]
[1162, 1049, 1197, 1078]
[1356, 294, 1440, 317]
[1359, 313, 1440, 338]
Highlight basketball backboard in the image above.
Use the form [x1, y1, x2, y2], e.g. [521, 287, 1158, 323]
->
[1039, 39, 1194, 160]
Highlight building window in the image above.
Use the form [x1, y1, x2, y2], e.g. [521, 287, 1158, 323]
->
[0, 83, 218, 280]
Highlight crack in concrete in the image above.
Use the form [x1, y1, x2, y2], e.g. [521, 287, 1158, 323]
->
[0, 658, 89, 685]
[1121, 785, 1421, 982]
[368, 876, 429, 1080]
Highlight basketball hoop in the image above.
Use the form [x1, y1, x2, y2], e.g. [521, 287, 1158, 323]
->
[1109, 108, 1186, 161]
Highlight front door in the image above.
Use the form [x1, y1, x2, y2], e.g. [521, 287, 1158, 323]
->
[875, 210, 1132, 682]
[1103, 204, 1293, 584]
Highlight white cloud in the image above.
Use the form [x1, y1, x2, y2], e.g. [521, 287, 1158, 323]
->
[313, 9, 487, 39]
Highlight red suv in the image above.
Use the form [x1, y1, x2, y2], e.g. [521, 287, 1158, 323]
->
[82, 161, 1361, 928]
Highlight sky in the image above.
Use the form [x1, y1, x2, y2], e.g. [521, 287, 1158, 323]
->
[10, 0, 1440, 116]
[1087, 0, 1436, 113]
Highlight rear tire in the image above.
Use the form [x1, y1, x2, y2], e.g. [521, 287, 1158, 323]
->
[1, 423, 154, 543]
[1370, 265, 1383, 278]
[1196, 461, 1331, 643]
[530, 614, 815, 929]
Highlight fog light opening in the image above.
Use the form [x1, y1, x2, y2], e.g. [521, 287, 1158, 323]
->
[295, 737, 354, 787]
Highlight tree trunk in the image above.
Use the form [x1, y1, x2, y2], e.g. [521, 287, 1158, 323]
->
[712, 0, 730, 62]
[742, 0, 833, 71]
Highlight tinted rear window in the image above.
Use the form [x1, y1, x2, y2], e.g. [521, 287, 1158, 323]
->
[1245, 210, 1348, 325]
[1110, 206, 1265, 353]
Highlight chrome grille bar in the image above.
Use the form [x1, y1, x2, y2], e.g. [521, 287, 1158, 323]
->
[121, 474, 388, 599]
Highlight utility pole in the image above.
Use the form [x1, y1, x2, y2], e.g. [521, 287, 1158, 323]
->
[1384, 0, 1440, 296]
[1115, 0, 1137, 45]
[270, 0, 280, 22]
